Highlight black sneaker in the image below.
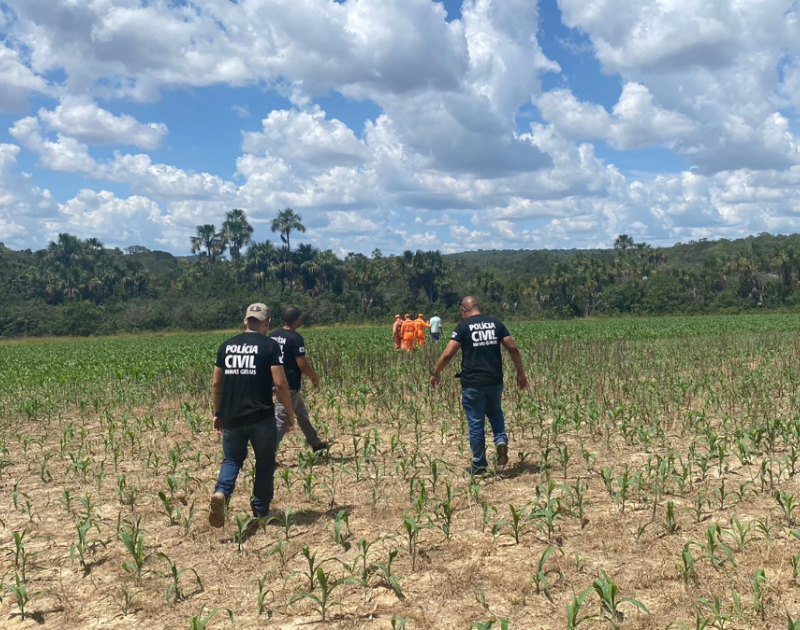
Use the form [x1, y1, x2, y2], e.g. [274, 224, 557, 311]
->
[311, 441, 329, 454]
[466, 465, 488, 477]
[496, 443, 509, 467]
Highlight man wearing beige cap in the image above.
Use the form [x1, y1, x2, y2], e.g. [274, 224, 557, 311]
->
[208, 303, 295, 533]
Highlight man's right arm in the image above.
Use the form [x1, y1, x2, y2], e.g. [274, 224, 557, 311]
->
[430, 340, 461, 387]
[501, 336, 529, 389]
[212, 351, 224, 434]
[272, 366, 296, 431]
[296, 356, 320, 389]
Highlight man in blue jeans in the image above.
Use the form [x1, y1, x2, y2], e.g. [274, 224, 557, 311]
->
[209, 303, 296, 532]
[430, 296, 528, 474]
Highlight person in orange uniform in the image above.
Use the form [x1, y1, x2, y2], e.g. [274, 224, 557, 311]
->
[414, 313, 430, 347]
[392, 314, 403, 350]
[400, 314, 416, 351]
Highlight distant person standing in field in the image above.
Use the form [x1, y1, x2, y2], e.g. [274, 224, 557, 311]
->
[401, 314, 416, 351]
[430, 296, 529, 474]
[209, 303, 295, 530]
[270, 307, 329, 453]
[393, 314, 403, 350]
[429, 312, 442, 341]
[415, 313, 430, 347]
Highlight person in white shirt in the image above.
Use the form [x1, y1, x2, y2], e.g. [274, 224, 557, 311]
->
[429, 313, 443, 341]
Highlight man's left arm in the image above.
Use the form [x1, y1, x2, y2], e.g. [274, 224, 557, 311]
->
[430, 340, 461, 387]
[501, 336, 529, 389]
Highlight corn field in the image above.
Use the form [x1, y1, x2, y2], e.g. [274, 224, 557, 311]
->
[2, 314, 800, 628]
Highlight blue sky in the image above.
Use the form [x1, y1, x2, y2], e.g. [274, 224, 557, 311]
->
[1, 0, 799, 255]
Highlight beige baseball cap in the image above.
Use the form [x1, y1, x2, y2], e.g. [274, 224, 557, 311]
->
[244, 303, 270, 321]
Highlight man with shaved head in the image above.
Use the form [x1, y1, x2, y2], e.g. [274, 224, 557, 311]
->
[430, 296, 529, 475]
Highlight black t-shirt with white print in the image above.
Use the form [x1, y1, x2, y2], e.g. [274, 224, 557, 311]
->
[269, 328, 306, 391]
[215, 331, 283, 429]
[451, 314, 511, 388]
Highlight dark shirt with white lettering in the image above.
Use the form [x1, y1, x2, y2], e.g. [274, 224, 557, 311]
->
[214, 332, 283, 429]
[451, 314, 511, 388]
[269, 328, 306, 391]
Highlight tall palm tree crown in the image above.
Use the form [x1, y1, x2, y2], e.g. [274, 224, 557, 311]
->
[271, 208, 306, 253]
[221, 209, 254, 263]
[190, 224, 225, 264]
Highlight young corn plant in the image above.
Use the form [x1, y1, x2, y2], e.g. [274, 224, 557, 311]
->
[266, 539, 290, 574]
[301, 545, 327, 591]
[724, 517, 753, 551]
[12, 530, 31, 581]
[332, 509, 350, 550]
[290, 566, 360, 621]
[120, 529, 151, 579]
[432, 483, 455, 540]
[403, 514, 428, 570]
[157, 490, 181, 526]
[471, 619, 510, 630]
[592, 569, 650, 627]
[256, 572, 275, 615]
[6, 574, 41, 621]
[753, 568, 767, 619]
[155, 553, 203, 603]
[70, 517, 107, 571]
[775, 489, 798, 525]
[391, 615, 414, 629]
[662, 501, 680, 535]
[232, 514, 261, 551]
[566, 588, 598, 630]
[370, 548, 405, 600]
[354, 537, 377, 584]
[530, 545, 563, 602]
[698, 595, 732, 629]
[188, 605, 234, 630]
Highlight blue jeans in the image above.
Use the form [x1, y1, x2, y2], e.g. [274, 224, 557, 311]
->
[462, 385, 507, 470]
[214, 419, 277, 517]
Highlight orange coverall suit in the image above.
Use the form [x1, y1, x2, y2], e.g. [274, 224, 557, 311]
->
[414, 317, 430, 347]
[400, 318, 416, 351]
[393, 318, 403, 350]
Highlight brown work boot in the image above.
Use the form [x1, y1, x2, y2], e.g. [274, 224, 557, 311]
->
[496, 443, 509, 467]
[208, 492, 226, 528]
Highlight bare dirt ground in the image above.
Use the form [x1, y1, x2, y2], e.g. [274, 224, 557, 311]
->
[3, 379, 800, 630]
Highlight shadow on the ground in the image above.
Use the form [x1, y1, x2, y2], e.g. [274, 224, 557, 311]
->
[498, 459, 542, 479]
[291, 504, 356, 527]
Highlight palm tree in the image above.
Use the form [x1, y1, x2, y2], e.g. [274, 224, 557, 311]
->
[221, 209, 254, 276]
[46, 233, 84, 269]
[295, 244, 321, 292]
[190, 224, 225, 264]
[58, 267, 84, 300]
[345, 253, 382, 313]
[271, 208, 306, 254]
[246, 241, 279, 289]
[123, 261, 147, 297]
[315, 249, 343, 293]
[576, 258, 611, 317]
[614, 234, 635, 252]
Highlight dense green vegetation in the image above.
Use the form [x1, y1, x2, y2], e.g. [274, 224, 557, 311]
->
[5, 206, 800, 337]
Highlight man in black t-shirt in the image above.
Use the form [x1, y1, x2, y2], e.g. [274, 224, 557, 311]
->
[270, 306, 328, 453]
[430, 296, 528, 474]
[208, 303, 296, 530]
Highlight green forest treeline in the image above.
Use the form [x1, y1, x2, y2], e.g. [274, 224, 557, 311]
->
[3, 208, 800, 337]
